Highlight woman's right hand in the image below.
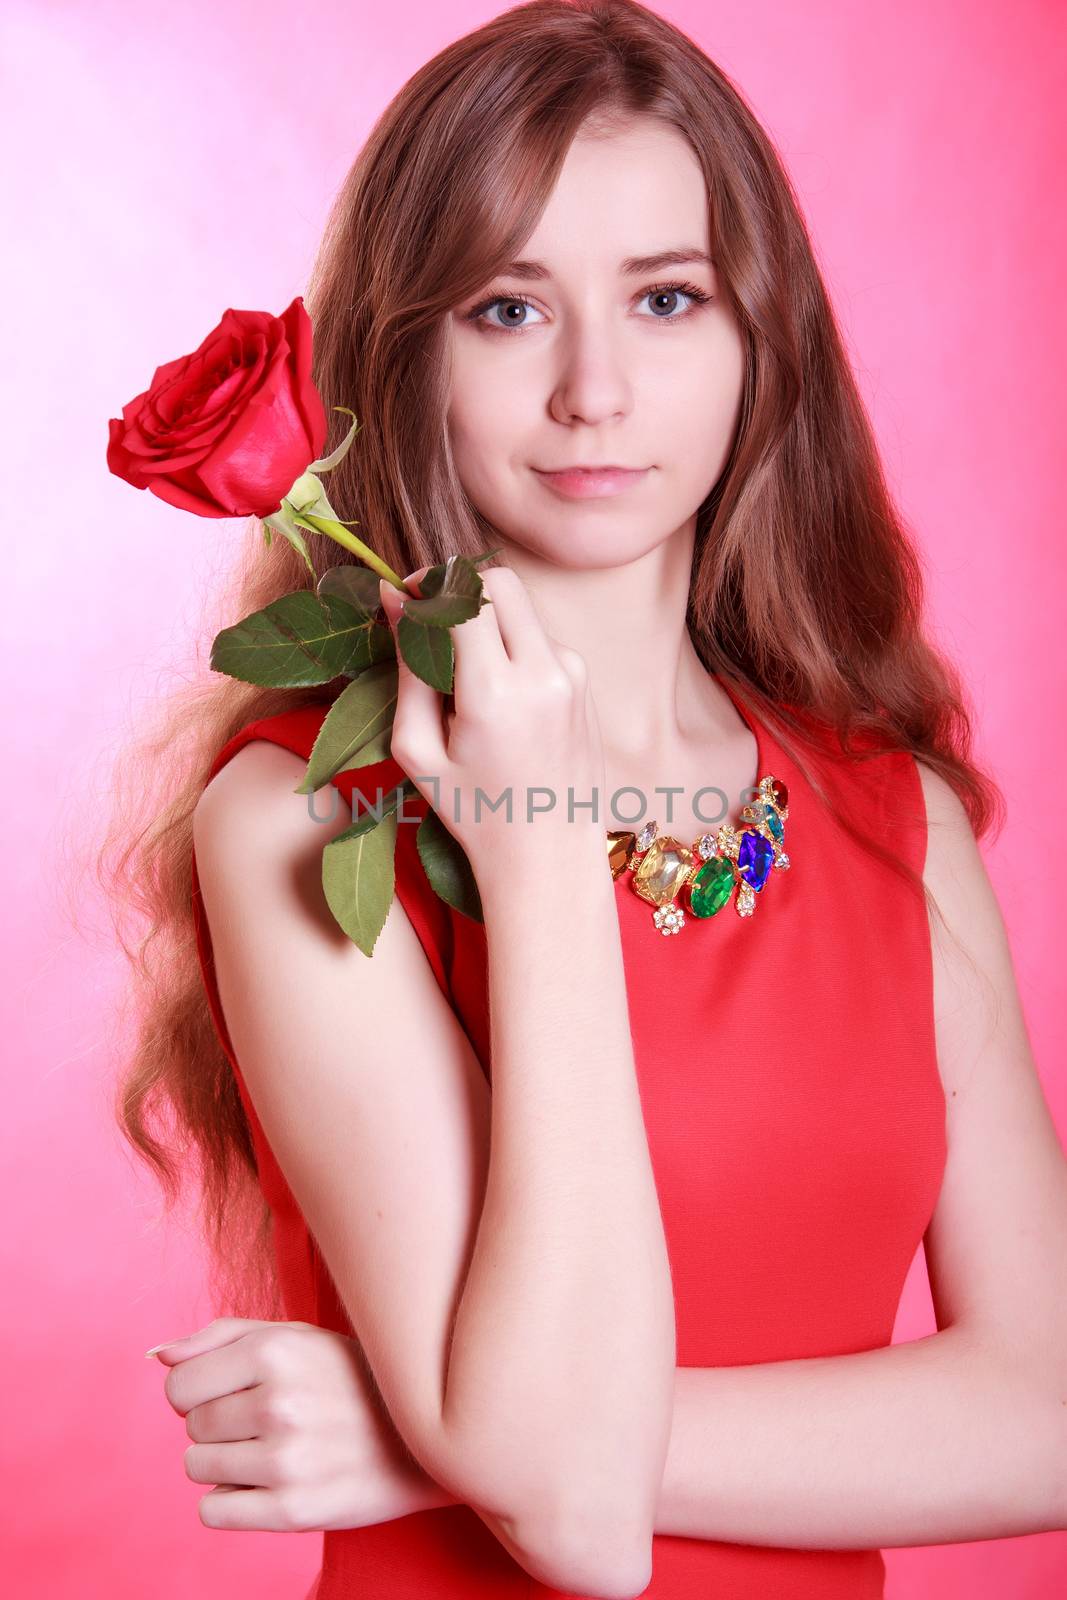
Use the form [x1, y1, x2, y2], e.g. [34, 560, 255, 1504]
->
[378, 564, 606, 877]
[152, 1317, 455, 1533]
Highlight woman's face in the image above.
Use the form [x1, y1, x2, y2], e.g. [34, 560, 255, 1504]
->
[445, 116, 746, 570]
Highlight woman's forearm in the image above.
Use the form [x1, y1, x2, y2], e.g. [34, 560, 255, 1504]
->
[440, 837, 676, 1555]
[657, 1325, 1065, 1546]
[412, 1326, 1064, 1548]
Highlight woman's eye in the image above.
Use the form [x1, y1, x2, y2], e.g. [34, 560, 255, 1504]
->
[467, 280, 711, 334]
[474, 296, 546, 331]
[634, 282, 711, 320]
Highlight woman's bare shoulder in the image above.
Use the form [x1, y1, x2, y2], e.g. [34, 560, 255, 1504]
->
[196, 737, 351, 853]
[194, 736, 396, 975]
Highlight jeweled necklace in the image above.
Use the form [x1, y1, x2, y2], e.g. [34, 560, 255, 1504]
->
[606, 774, 791, 935]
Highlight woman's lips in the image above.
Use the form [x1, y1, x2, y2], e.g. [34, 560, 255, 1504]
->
[533, 466, 651, 499]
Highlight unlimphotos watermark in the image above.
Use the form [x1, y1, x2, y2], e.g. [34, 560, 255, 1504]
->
[306, 777, 762, 829]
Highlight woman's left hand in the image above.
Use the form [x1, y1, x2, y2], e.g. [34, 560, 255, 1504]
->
[149, 1317, 455, 1531]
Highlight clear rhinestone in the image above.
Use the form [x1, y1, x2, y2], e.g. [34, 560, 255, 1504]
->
[717, 823, 740, 859]
[653, 901, 685, 934]
[636, 820, 658, 852]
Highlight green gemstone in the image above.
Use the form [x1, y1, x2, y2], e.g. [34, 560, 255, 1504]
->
[686, 856, 735, 918]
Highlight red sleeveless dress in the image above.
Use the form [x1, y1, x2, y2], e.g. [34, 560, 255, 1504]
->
[190, 677, 947, 1599]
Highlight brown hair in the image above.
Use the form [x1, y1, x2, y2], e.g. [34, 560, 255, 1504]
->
[86, 0, 1004, 1318]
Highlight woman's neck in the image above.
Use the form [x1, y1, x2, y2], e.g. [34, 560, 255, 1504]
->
[490, 527, 740, 762]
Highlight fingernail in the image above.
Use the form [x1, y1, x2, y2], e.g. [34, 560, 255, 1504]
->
[144, 1336, 189, 1359]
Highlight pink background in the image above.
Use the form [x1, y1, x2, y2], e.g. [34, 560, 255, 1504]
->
[5, 0, 1064, 1593]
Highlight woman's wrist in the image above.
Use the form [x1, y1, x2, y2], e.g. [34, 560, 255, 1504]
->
[473, 824, 613, 910]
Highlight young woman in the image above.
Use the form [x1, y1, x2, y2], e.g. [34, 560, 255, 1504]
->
[112, 2, 1067, 1596]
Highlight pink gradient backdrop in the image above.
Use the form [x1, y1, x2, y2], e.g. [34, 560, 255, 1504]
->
[5, 0, 1064, 1593]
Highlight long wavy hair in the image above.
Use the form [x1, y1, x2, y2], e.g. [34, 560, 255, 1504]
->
[89, 0, 1004, 1319]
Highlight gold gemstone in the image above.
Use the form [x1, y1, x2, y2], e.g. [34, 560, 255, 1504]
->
[631, 837, 694, 907]
[606, 830, 636, 879]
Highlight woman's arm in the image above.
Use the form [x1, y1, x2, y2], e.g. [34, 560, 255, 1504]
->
[193, 746, 670, 1599]
[656, 1327, 1064, 1546]
[650, 764, 1067, 1549]
[448, 838, 676, 1575]
[371, 562, 675, 1586]
[193, 558, 676, 1598]
[388, 1327, 1065, 1544]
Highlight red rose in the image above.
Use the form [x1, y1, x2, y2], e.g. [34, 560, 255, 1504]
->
[106, 296, 328, 519]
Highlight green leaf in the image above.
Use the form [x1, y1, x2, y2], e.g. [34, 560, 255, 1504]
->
[321, 806, 399, 958]
[401, 554, 488, 629]
[416, 549, 501, 609]
[210, 590, 392, 688]
[320, 597, 395, 677]
[346, 776, 420, 835]
[416, 808, 483, 923]
[397, 612, 455, 692]
[317, 563, 383, 619]
[320, 777, 421, 955]
[340, 725, 394, 770]
[421, 549, 501, 584]
[295, 661, 399, 792]
[415, 561, 448, 600]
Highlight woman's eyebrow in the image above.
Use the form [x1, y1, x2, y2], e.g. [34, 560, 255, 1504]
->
[497, 248, 714, 280]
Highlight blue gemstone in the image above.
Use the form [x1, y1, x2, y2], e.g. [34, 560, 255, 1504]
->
[758, 802, 783, 843]
[738, 829, 774, 891]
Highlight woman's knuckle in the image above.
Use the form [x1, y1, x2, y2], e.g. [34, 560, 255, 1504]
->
[259, 1386, 300, 1432]
[274, 1323, 306, 1354]
[249, 1326, 292, 1377]
[542, 668, 574, 701]
[388, 720, 417, 762]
